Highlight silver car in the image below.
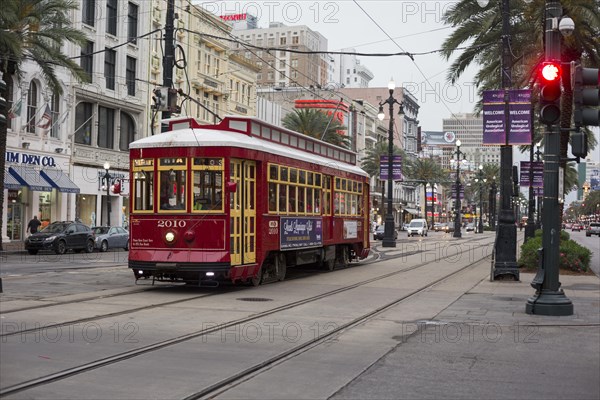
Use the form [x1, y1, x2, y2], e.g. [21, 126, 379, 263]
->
[93, 226, 129, 252]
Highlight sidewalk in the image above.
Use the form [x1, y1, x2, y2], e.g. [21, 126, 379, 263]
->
[336, 238, 600, 399]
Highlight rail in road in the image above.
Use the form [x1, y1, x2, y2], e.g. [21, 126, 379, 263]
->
[1, 235, 495, 398]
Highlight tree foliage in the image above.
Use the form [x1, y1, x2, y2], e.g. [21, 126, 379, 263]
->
[0, 0, 90, 251]
[282, 108, 349, 148]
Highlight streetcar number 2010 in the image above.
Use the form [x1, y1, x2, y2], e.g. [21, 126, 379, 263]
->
[157, 220, 187, 228]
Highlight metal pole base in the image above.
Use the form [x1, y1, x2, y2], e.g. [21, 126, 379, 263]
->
[526, 289, 574, 316]
[382, 238, 396, 247]
[453, 230, 462, 238]
[493, 263, 520, 281]
[524, 224, 535, 241]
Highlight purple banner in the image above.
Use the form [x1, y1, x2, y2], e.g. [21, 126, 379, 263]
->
[451, 183, 465, 200]
[483, 90, 506, 145]
[508, 89, 532, 144]
[520, 161, 544, 187]
[280, 217, 323, 249]
[380, 155, 403, 181]
[482, 89, 532, 145]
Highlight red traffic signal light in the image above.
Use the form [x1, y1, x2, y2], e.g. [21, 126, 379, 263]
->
[539, 61, 562, 125]
[541, 62, 561, 82]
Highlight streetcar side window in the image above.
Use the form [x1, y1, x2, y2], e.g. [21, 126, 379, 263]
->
[334, 177, 363, 217]
[268, 163, 322, 216]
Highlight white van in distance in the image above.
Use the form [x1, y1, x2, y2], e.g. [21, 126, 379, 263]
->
[407, 219, 428, 237]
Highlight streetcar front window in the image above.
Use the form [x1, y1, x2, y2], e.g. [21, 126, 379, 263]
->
[159, 169, 187, 211]
[192, 157, 224, 212]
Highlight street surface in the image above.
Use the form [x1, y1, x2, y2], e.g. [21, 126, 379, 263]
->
[0, 231, 598, 399]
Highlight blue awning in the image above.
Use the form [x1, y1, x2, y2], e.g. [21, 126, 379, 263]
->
[40, 169, 80, 193]
[4, 170, 22, 190]
[9, 166, 53, 192]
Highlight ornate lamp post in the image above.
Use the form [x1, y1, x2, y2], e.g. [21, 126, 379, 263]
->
[451, 139, 467, 238]
[477, 0, 518, 280]
[378, 79, 404, 248]
[103, 162, 112, 226]
[474, 165, 487, 234]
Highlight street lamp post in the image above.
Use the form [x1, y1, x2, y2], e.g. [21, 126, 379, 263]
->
[534, 142, 543, 229]
[475, 165, 486, 234]
[378, 79, 404, 248]
[103, 162, 112, 226]
[452, 140, 466, 238]
[478, 0, 518, 280]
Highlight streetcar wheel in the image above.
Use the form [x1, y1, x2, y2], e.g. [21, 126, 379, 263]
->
[100, 240, 108, 252]
[276, 254, 287, 281]
[55, 241, 67, 255]
[323, 257, 335, 271]
[27, 249, 38, 255]
[337, 246, 350, 268]
[251, 267, 263, 286]
[85, 240, 94, 253]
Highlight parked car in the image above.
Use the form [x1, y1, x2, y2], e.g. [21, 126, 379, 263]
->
[25, 221, 95, 255]
[465, 223, 475, 232]
[373, 225, 398, 240]
[407, 219, 428, 237]
[92, 226, 130, 252]
[586, 222, 600, 237]
[564, 223, 572, 230]
[433, 223, 444, 232]
[571, 224, 583, 232]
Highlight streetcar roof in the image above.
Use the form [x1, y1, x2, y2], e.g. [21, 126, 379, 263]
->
[130, 120, 368, 177]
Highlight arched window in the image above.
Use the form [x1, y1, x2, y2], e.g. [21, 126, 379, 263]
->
[74, 102, 93, 145]
[26, 81, 38, 133]
[120, 112, 136, 151]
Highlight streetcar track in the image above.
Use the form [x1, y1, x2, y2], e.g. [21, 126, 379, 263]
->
[187, 255, 488, 400]
[0, 238, 494, 397]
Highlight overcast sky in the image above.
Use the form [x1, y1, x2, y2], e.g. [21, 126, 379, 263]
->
[201, 0, 480, 132]
[201, 1, 599, 168]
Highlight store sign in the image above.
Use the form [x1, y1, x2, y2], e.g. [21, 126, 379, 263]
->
[5, 151, 57, 167]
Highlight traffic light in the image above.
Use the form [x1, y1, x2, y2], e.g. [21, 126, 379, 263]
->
[573, 65, 600, 127]
[0, 77, 7, 128]
[539, 61, 562, 125]
[571, 130, 588, 159]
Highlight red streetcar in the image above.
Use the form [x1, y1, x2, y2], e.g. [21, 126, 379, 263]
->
[128, 116, 370, 286]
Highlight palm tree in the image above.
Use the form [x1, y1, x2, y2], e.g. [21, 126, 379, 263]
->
[404, 158, 448, 229]
[282, 108, 349, 148]
[441, 0, 600, 227]
[0, 0, 90, 251]
[360, 141, 404, 178]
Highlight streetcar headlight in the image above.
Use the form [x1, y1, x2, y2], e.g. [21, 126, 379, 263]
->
[165, 232, 175, 243]
[206, 272, 215, 277]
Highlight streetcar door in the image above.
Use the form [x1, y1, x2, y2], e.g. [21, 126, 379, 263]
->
[229, 159, 256, 266]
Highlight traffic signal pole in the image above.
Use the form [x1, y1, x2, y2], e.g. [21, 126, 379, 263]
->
[161, 0, 175, 133]
[526, 0, 573, 316]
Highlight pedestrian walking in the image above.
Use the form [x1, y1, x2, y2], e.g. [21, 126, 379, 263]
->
[27, 216, 42, 235]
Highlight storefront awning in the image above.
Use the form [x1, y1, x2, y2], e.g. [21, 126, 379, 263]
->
[4, 171, 22, 190]
[9, 166, 53, 192]
[404, 208, 420, 215]
[40, 169, 80, 193]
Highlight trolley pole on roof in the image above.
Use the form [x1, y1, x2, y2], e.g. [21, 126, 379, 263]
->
[161, 0, 176, 132]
